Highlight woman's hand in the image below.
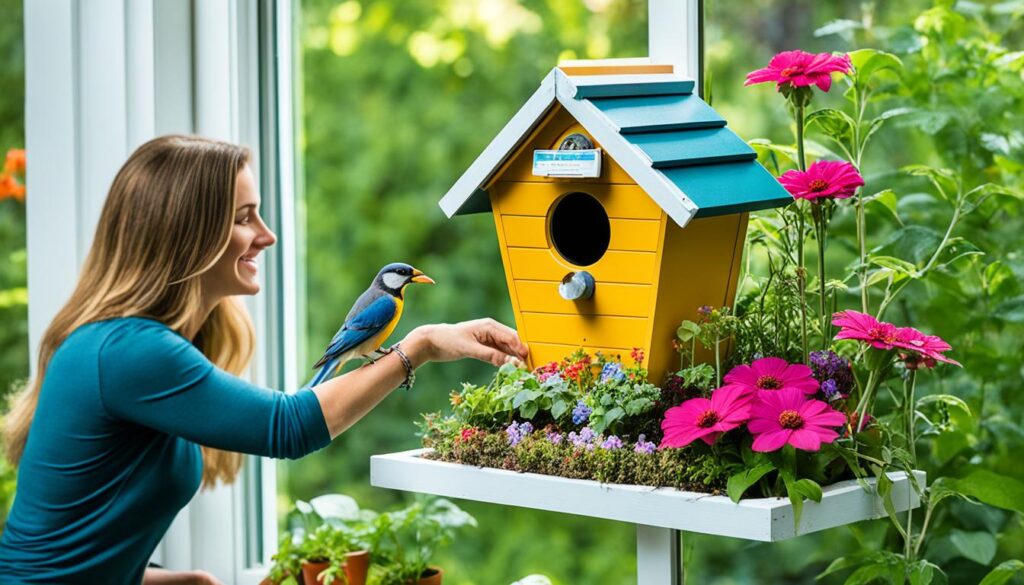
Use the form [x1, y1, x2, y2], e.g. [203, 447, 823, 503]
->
[404, 318, 529, 368]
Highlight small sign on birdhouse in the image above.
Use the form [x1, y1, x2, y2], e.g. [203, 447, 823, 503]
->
[531, 149, 602, 178]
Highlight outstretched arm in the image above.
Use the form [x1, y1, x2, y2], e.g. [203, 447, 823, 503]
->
[312, 318, 528, 438]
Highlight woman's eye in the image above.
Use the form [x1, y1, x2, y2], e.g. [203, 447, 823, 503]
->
[235, 216, 250, 225]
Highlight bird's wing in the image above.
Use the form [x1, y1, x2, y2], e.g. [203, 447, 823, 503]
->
[311, 295, 397, 369]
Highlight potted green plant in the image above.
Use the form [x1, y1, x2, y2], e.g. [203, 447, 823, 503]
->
[366, 496, 476, 585]
[266, 494, 375, 585]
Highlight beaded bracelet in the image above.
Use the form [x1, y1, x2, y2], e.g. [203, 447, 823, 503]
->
[389, 343, 416, 390]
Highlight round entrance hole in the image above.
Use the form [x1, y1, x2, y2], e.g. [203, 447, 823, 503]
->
[549, 192, 610, 267]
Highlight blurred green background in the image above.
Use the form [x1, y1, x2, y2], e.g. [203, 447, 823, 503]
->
[1, 1, 1022, 583]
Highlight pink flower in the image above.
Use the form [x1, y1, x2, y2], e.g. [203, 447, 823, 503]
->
[660, 385, 753, 448]
[779, 160, 864, 202]
[723, 357, 819, 396]
[832, 310, 905, 350]
[745, 50, 853, 92]
[833, 311, 961, 367]
[748, 388, 846, 452]
[897, 327, 962, 368]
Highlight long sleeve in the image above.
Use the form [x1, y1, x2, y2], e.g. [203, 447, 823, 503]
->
[96, 318, 331, 459]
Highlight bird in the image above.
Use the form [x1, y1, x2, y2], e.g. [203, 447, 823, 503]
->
[304, 262, 435, 388]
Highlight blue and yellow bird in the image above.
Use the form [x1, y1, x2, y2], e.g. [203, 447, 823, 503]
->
[305, 263, 435, 388]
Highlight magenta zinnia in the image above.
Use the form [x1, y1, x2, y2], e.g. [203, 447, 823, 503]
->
[660, 385, 753, 448]
[897, 327, 962, 368]
[832, 310, 904, 350]
[779, 160, 864, 202]
[748, 388, 846, 452]
[723, 357, 819, 396]
[745, 50, 853, 92]
[833, 311, 961, 367]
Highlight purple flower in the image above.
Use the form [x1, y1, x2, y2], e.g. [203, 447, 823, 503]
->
[601, 435, 623, 450]
[698, 305, 713, 315]
[821, 379, 841, 401]
[506, 422, 523, 446]
[571, 400, 592, 426]
[546, 431, 564, 445]
[808, 350, 854, 398]
[505, 421, 534, 446]
[568, 427, 598, 450]
[600, 362, 626, 384]
[634, 434, 657, 454]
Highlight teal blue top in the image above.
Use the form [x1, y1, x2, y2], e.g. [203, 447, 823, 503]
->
[0, 317, 331, 584]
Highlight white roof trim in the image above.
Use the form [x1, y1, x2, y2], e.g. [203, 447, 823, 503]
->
[553, 69, 698, 227]
[438, 67, 699, 228]
[439, 70, 557, 218]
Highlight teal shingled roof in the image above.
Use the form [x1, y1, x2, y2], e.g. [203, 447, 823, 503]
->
[439, 68, 792, 227]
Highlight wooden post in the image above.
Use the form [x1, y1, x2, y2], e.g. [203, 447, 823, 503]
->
[637, 525, 680, 585]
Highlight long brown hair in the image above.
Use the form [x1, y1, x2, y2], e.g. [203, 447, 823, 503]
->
[4, 134, 257, 488]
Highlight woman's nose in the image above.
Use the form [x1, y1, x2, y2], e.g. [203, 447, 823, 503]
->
[255, 219, 277, 248]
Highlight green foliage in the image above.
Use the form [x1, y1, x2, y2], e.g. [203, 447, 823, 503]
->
[368, 496, 476, 584]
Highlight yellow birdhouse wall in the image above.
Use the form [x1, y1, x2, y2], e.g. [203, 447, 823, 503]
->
[486, 104, 748, 383]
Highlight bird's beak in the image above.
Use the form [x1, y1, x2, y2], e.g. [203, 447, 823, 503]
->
[410, 268, 435, 285]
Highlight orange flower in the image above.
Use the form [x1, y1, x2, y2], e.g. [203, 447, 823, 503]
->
[0, 173, 25, 202]
[4, 149, 25, 175]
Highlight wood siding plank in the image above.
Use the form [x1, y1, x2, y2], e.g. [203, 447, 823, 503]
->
[521, 312, 648, 349]
[494, 182, 662, 220]
[508, 247, 657, 283]
[515, 280, 652, 317]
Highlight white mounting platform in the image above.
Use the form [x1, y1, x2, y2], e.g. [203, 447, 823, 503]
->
[371, 448, 924, 542]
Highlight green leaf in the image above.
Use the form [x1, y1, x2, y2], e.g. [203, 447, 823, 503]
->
[726, 463, 775, 503]
[911, 560, 948, 585]
[849, 48, 903, 81]
[877, 225, 944, 266]
[676, 320, 701, 342]
[979, 560, 1024, 585]
[550, 399, 568, 420]
[512, 389, 539, 409]
[863, 107, 915, 145]
[917, 394, 972, 417]
[806, 108, 856, 142]
[949, 529, 997, 565]
[869, 255, 918, 274]
[901, 109, 954, 135]
[624, 398, 652, 415]
[945, 469, 1024, 513]
[876, 471, 908, 539]
[817, 555, 865, 580]
[865, 189, 902, 225]
[814, 19, 863, 39]
[994, 296, 1024, 323]
[520, 402, 538, 420]
[604, 406, 625, 423]
[782, 474, 822, 532]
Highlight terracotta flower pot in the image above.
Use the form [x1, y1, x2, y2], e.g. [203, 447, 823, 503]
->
[342, 550, 370, 585]
[416, 567, 443, 585]
[301, 559, 330, 585]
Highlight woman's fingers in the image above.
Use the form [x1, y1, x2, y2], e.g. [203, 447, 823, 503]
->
[474, 318, 529, 359]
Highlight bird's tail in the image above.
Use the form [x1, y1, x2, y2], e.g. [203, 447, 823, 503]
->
[303, 357, 344, 390]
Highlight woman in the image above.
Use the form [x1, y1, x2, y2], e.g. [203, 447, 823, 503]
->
[0, 135, 527, 584]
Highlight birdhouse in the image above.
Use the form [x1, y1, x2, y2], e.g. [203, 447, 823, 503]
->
[439, 64, 792, 380]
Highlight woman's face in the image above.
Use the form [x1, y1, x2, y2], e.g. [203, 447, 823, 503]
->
[200, 164, 277, 300]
